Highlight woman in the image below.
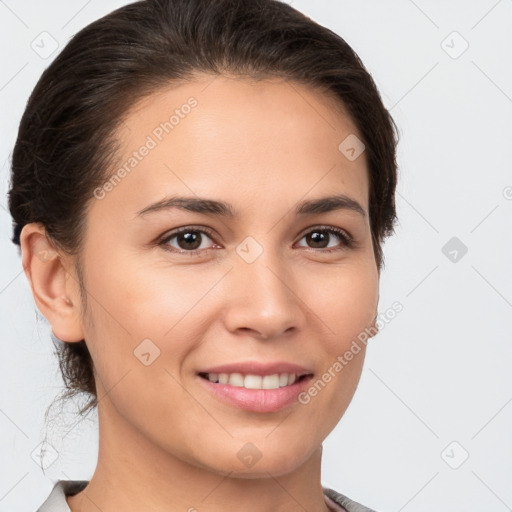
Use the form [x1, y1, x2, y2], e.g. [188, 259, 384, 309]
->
[8, 0, 399, 510]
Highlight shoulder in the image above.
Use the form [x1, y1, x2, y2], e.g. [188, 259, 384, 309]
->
[323, 486, 380, 512]
[37, 480, 89, 512]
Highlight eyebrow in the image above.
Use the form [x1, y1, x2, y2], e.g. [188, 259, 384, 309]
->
[135, 193, 367, 219]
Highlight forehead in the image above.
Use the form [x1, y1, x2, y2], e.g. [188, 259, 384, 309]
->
[97, 75, 369, 222]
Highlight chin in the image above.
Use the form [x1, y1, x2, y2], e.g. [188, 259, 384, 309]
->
[201, 443, 316, 478]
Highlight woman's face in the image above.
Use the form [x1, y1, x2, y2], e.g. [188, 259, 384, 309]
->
[66, 75, 378, 476]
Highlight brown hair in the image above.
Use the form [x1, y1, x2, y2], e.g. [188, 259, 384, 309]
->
[8, 0, 399, 419]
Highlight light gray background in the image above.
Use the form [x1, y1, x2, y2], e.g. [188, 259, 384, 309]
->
[1, 1, 511, 511]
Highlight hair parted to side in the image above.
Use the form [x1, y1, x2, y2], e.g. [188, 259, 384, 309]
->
[8, 0, 399, 419]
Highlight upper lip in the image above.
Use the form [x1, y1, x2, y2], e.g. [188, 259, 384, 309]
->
[198, 361, 313, 377]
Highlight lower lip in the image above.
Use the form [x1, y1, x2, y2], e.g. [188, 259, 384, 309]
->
[197, 375, 313, 413]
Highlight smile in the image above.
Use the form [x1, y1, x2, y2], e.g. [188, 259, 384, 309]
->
[197, 372, 314, 413]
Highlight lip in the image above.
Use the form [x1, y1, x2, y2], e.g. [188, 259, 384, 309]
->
[197, 360, 313, 377]
[197, 373, 314, 413]
[196, 360, 314, 413]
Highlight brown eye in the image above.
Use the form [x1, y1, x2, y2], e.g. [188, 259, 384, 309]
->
[297, 227, 353, 251]
[173, 231, 203, 251]
[159, 227, 217, 255]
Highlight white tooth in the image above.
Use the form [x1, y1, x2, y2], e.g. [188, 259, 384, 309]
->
[244, 374, 263, 389]
[228, 373, 244, 387]
[217, 372, 300, 389]
[262, 374, 280, 389]
[279, 373, 289, 387]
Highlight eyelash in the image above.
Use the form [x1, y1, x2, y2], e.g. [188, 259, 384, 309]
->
[157, 225, 355, 257]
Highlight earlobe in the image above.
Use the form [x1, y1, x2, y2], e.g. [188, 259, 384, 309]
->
[19, 223, 85, 343]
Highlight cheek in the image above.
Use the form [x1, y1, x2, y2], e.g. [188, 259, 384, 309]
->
[79, 254, 225, 409]
[302, 259, 379, 348]
[84, 248, 217, 340]
[301, 260, 377, 411]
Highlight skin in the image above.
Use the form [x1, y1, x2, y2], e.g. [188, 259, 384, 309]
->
[21, 75, 379, 512]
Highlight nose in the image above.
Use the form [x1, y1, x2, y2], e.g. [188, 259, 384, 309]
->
[222, 251, 305, 341]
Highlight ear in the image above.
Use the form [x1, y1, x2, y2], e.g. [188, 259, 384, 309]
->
[19, 223, 85, 343]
